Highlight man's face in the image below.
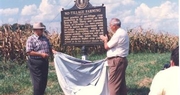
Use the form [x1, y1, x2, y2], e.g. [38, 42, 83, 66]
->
[34, 29, 43, 36]
[109, 24, 115, 33]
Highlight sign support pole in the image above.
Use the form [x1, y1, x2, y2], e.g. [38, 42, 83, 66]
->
[81, 46, 87, 60]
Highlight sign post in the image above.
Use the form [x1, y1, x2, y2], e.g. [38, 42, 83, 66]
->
[81, 46, 87, 60]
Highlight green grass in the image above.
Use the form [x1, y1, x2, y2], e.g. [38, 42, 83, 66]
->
[0, 53, 170, 95]
[126, 53, 170, 95]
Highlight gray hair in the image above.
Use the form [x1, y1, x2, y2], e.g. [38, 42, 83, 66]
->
[110, 18, 121, 27]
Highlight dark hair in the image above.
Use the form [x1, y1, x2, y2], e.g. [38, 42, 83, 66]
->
[171, 46, 179, 66]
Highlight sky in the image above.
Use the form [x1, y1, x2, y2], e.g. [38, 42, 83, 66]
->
[0, 0, 179, 35]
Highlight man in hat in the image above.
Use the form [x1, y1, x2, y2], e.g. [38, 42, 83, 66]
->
[26, 22, 57, 95]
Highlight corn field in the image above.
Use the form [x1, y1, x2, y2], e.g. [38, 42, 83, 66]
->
[0, 24, 33, 64]
[0, 24, 178, 64]
[128, 27, 178, 53]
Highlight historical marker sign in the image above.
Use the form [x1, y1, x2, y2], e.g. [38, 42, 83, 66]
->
[61, 0, 107, 46]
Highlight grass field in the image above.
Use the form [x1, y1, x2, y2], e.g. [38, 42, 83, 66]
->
[0, 52, 170, 95]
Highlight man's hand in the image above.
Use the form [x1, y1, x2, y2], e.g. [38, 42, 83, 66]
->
[100, 35, 109, 50]
[52, 49, 57, 54]
[41, 53, 49, 58]
[100, 35, 108, 42]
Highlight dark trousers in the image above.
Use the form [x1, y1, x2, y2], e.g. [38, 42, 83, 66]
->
[27, 58, 49, 95]
[108, 57, 128, 95]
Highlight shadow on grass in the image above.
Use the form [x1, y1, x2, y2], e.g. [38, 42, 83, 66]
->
[127, 87, 150, 95]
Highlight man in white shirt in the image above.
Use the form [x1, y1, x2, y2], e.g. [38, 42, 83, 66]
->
[149, 46, 179, 95]
[100, 18, 129, 95]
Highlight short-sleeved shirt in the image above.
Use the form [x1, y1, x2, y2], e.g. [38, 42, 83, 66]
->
[149, 66, 180, 95]
[26, 34, 51, 59]
[107, 28, 129, 58]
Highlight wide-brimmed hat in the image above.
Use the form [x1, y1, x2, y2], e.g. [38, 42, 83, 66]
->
[33, 22, 45, 30]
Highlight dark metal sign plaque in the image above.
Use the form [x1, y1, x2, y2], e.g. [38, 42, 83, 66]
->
[61, 1, 107, 46]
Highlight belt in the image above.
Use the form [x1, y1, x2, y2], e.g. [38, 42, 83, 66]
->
[28, 56, 47, 60]
[107, 56, 126, 59]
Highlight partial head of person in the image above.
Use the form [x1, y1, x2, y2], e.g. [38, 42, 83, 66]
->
[109, 18, 121, 33]
[170, 46, 179, 66]
[33, 22, 45, 36]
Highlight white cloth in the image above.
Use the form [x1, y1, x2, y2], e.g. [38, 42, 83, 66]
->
[54, 52, 109, 95]
[107, 28, 129, 58]
[149, 66, 180, 95]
